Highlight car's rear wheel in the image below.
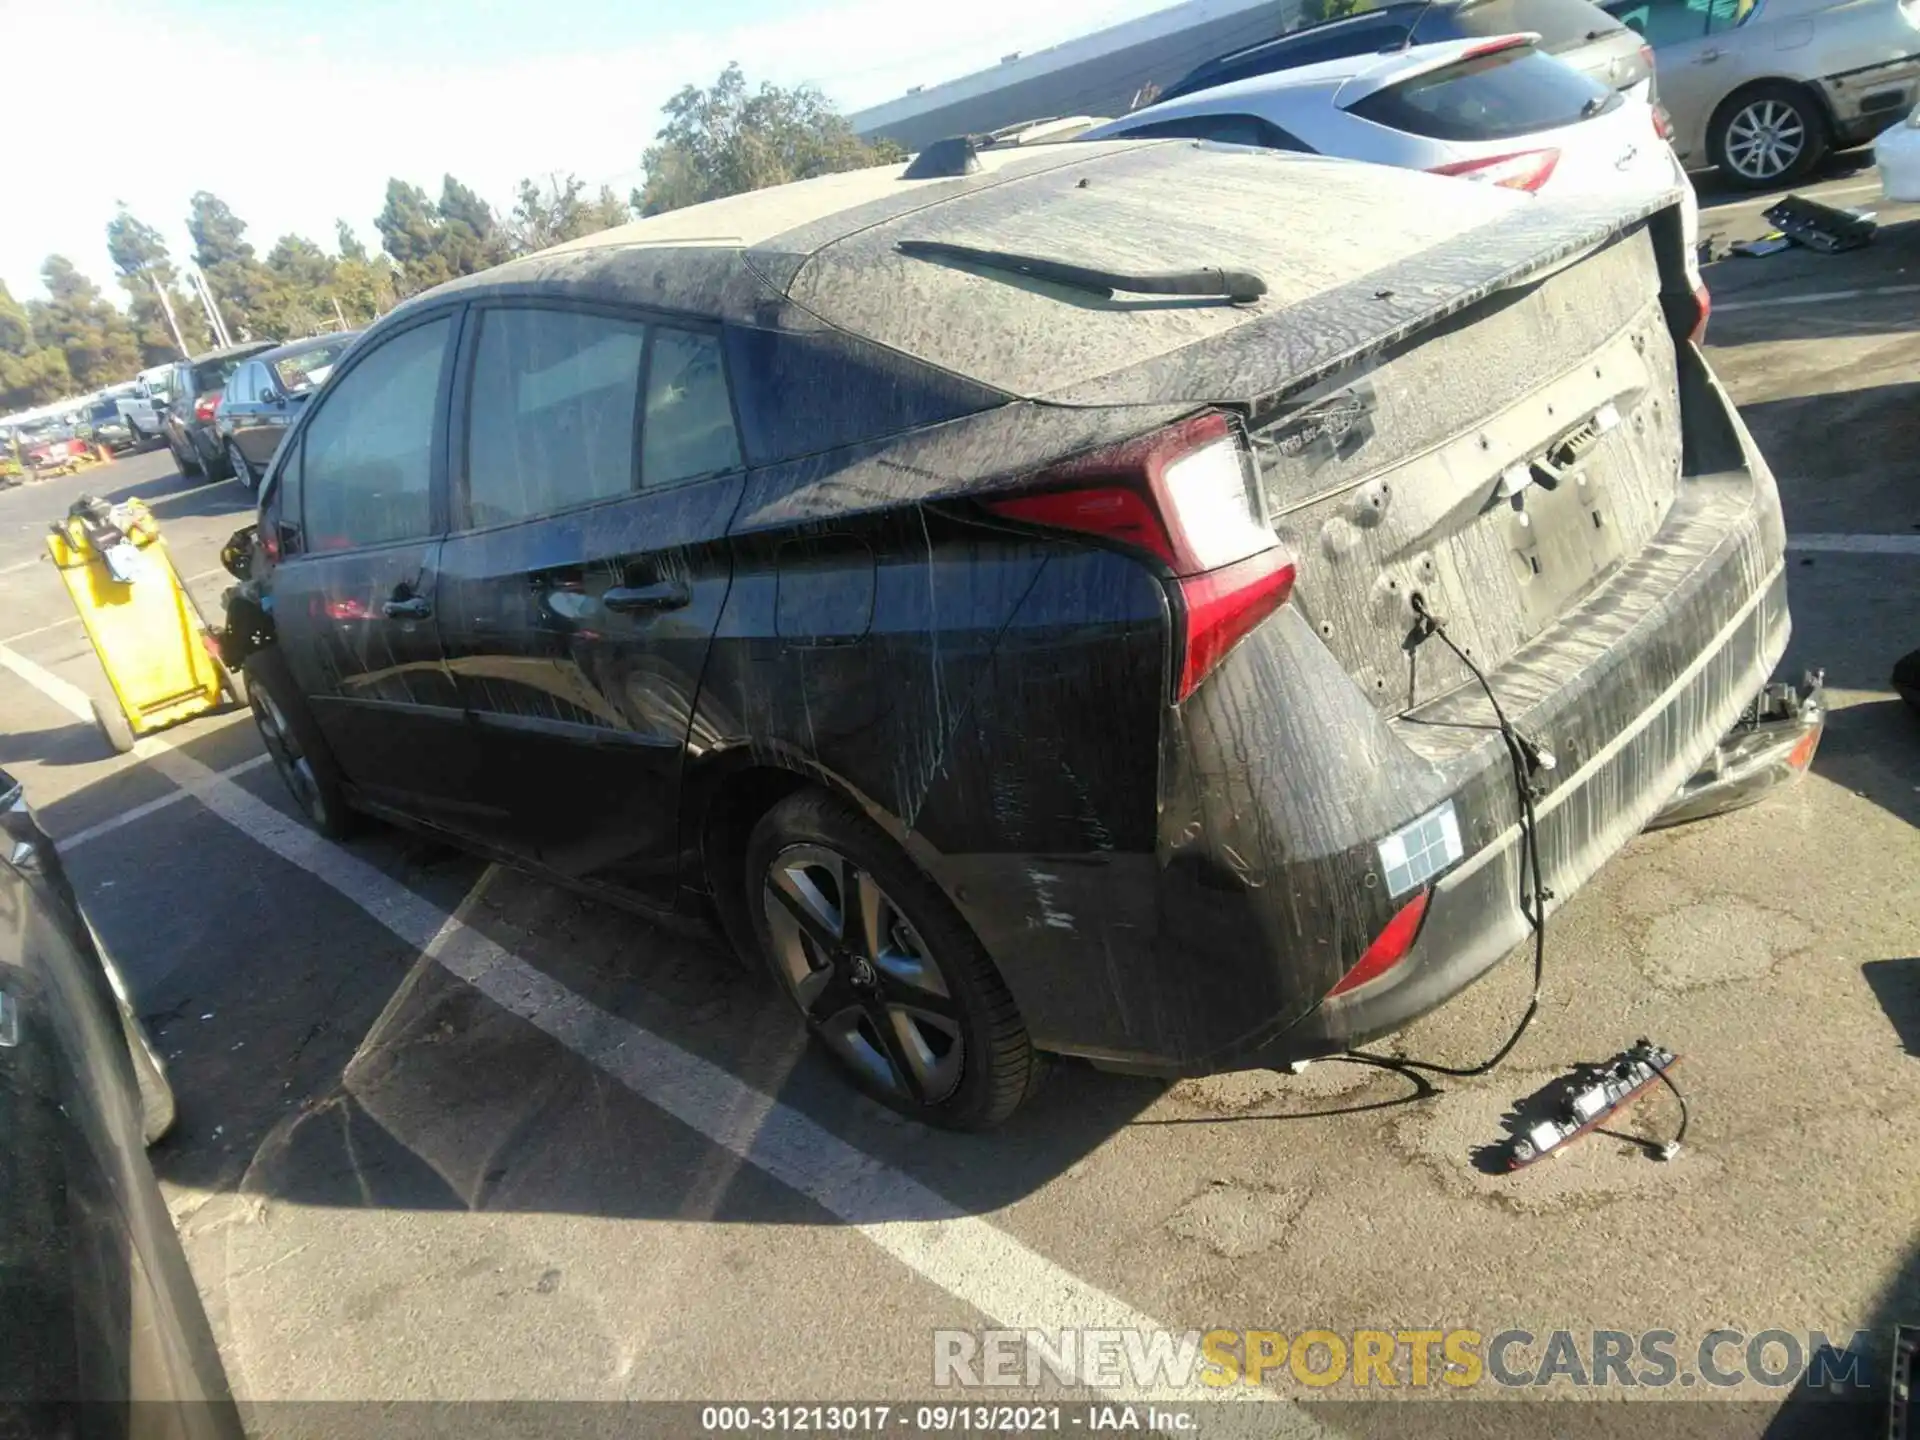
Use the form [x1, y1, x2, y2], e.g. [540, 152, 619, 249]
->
[227, 439, 256, 491]
[1712, 84, 1827, 189]
[243, 647, 355, 840]
[169, 433, 201, 477]
[745, 788, 1041, 1129]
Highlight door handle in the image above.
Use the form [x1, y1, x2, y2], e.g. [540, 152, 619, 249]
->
[1697, 47, 1720, 61]
[382, 595, 433, 620]
[602, 581, 691, 614]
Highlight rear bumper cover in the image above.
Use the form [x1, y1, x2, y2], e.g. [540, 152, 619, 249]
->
[1822, 55, 1920, 141]
[1070, 363, 1788, 1077]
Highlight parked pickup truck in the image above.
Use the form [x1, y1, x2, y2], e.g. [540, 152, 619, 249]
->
[115, 365, 175, 448]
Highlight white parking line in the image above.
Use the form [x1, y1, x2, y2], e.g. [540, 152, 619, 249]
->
[0, 637, 1308, 1421]
[1786, 533, 1920, 556]
[1, 567, 230, 644]
[1714, 282, 1920, 313]
[60, 754, 273, 851]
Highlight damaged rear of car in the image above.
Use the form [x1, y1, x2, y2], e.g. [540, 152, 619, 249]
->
[760, 144, 1786, 1083]
[226, 140, 1790, 1127]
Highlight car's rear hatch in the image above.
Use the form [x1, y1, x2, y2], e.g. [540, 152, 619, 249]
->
[778, 139, 1695, 721]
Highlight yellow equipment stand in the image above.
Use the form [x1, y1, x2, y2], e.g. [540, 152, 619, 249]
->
[46, 500, 237, 753]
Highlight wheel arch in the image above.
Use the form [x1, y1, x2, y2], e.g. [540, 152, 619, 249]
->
[683, 746, 952, 970]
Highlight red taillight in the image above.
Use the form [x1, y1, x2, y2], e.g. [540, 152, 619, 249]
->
[1176, 550, 1296, 702]
[1639, 43, 1655, 70]
[1327, 890, 1431, 999]
[1689, 282, 1711, 342]
[1652, 103, 1674, 141]
[1429, 148, 1560, 192]
[987, 486, 1175, 566]
[1460, 34, 1533, 60]
[195, 393, 220, 422]
[983, 412, 1297, 701]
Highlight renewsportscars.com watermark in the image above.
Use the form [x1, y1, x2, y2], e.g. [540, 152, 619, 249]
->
[933, 1327, 1880, 1393]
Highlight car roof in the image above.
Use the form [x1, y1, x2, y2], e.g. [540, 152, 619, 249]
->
[399, 141, 1201, 319]
[189, 340, 275, 364]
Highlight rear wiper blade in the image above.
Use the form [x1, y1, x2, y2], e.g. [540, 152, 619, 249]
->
[895, 239, 1268, 304]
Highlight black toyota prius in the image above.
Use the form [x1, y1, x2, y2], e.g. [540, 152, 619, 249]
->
[218, 137, 1789, 1128]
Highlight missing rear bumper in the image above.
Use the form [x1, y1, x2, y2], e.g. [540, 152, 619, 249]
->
[1646, 669, 1824, 830]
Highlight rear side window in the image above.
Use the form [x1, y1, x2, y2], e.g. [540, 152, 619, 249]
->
[1433, 0, 1626, 45]
[640, 328, 740, 485]
[1346, 45, 1615, 140]
[227, 365, 257, 404]
[466, 308, 648, 525]
[1114, 113, 1315, 151]
[722, 325, 1003, 467]
[301, 317, 450, 551]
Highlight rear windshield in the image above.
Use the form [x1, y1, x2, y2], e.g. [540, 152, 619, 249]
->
[192, 359, 246, 396]
[1438, 0, 1624, 44]
[1346, 45, 1617, 141]
[273, 341, 349, 394]
[90, 401, 119, 421]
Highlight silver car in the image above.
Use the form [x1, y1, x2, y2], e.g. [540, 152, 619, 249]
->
[1604, 0, 1920, 185]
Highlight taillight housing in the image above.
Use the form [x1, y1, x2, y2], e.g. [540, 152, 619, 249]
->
[1429, 148, 1561, 192]
[984, 413, 1296, 702]
[195, 393, 221, 422]
[1639, 43, 1655, 71]
[1652, 103, 1675, 142]
[1688, 281, 1711, 343]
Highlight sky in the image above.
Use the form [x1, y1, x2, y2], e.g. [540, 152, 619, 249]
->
[0, 0, 1176, 303]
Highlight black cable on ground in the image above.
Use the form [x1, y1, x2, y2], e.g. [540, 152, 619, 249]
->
[1348, 592, 1554, 1079]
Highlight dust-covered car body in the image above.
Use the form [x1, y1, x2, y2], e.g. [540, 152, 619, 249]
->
[0, 770, 242, 1432]
[223, 140, 1784, 1103]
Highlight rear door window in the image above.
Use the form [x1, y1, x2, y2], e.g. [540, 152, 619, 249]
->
[228, 364, 257, 405]
[463, 307, 648, 526]
[1605, 0, 1747, 44]
[640, 328, 741, 486]
[1345, 44, 1615, 140]
[300, 317, 451, 551]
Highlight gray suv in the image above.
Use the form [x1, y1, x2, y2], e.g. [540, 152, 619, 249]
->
[1605, 0, 1920, 185]
[156, 341, 275, 481]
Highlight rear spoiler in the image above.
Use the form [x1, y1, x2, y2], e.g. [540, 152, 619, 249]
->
[1333, 32, 1541, 108]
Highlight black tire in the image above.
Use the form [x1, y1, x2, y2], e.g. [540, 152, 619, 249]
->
[226, 439, 256, 491]
[242, 647, 356, 840]
[168, 432, 201, 477]
[91, 697, 136, 755]
[1710, 83, 1827, 190]
[744, 788, 1040, 1129]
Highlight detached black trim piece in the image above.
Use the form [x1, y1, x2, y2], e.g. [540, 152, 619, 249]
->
[895, 240, 1268, 304]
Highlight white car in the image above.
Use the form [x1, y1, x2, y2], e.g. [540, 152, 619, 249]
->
[1875, 102, 1920, 200]
[1083, 36, 1695, 241]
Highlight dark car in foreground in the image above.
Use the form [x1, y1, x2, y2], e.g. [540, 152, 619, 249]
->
[156, 341, 276, 482]
[1163, 0, 1657, 105]
[215, 331, 359, 489]
[217, 139, 1787, 1128]
[0, 769, 243, 1434]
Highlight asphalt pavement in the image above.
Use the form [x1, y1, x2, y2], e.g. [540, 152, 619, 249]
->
[0, 161, 1915, 1437]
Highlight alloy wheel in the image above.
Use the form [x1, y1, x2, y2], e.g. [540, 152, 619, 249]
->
[761, 843, 964, 1104]
[252, 687, 328, 828]
[1724, 99, 1806, 181]
[228, 441, 252, 488]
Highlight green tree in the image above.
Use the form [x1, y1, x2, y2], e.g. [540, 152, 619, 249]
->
[507, 173, 631, 253]
[252, 234, 339, 338]
[105, 206, 208, 362]
[29, 256, 141, 391]
[336, 219, 370, 263]
[187, 191, 277, 339]
[0, 280, 72, 410]
[375, 175, 512, 294]
[636, 63, 905, 216]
